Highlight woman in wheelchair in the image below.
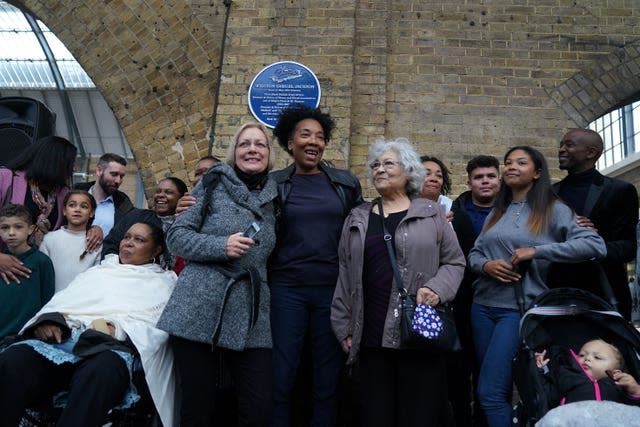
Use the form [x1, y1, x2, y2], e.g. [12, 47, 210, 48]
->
[0, 221, 177, 427]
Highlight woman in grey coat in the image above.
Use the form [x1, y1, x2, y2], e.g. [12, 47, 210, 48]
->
[157, 123, 277, 427]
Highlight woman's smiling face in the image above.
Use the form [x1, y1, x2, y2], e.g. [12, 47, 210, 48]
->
[288, 118, 326, 174]
[153, 179, 181, 216]
[421, 160, 444, 201]
[234, 127, 270, 175]
[502, 148, 540, 193]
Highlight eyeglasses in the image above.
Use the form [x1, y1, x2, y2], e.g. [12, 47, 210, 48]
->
[237, 140, 269, 150]
[369, 160, 400, 171]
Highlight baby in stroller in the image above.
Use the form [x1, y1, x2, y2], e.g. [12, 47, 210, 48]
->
[535, 339, 640, 406]
[512, 283, 640, 426]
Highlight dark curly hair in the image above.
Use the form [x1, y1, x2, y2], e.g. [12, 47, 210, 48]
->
[419, 155, 451, 195]
[272, 104, 336, 156]
[160, 177, 188, 198]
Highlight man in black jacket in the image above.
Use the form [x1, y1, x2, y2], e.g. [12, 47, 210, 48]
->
[548, 128, 639, 320]
[449, 155, 500, 427]
[75, 153, 134, 235]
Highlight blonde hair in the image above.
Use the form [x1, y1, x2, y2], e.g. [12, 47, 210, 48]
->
[225, 123, 274, 170]
[584, 339, 625, 370]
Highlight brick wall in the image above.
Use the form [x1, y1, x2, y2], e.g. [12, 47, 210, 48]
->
[13, 0, 640, 201]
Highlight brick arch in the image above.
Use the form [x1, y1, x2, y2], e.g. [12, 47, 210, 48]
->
[548, 40, 640, 127]
[12, 0, 228, 195]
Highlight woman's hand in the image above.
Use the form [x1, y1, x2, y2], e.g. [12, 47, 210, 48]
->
[0, 252, 31, 284]
[612, 370, 640, 395]
[483, 259, 521, 283]
[445, 211, 454, 222]
[175, 193, 197, 216]
[85, 225, 104, 252]
[417, 287, 440, 306]
[341, 336, 352, 353]
[32, 323, 63, 343]
[225, 232, 255, 259]
[510, 247, 535, 267]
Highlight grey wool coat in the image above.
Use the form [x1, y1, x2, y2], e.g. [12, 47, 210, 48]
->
[157, 164, 277, 351]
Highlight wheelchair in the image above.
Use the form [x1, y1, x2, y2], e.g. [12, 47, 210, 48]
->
[18, 358, 160, 427]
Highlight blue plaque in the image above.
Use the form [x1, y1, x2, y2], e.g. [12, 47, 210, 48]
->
[248, 61, 321, 128]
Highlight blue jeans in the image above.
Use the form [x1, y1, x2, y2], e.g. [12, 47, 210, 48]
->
[471, 303, 521, 427]
[270, 285, 343, 427]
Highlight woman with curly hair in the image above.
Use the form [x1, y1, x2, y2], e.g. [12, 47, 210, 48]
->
[269, 104, 363, 426]
[420, 155, 453, 213]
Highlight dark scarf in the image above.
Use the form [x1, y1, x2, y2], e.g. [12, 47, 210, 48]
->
[234, 166, 269, 191]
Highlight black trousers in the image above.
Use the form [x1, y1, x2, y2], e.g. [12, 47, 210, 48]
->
[0, 343, 129, 427]
[359, 347, 451, 427]
[171, 336, 272, 427]
[447, 285, 485, 427]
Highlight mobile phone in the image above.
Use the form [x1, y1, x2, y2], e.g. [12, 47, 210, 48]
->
[243, 222, 260, 239]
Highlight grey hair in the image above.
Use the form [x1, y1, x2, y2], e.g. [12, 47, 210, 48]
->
[368, 138, 426, 195]
[225, 122, 275, 170]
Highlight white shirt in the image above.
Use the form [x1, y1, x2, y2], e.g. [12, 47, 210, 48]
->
[88, 185, 116, 235]
[39, 227, 101, 292]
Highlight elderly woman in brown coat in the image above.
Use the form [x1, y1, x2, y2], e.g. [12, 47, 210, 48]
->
[331, 138, 466, 427]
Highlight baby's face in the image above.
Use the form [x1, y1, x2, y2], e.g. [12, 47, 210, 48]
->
[577, 340, 619, 380]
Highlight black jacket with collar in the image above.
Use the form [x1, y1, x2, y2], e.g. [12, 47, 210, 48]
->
[549, 169, 639, 319]
[450, 191, 479, 257]
[270, 162, 364, 222]
[74, 181, 135, 226]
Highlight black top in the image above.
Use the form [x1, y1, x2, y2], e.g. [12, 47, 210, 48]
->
[269, 163, 363, 287]
[362, 210, 407, 347]
[556, 167, 598, 216]
[269, 172, 344, 286]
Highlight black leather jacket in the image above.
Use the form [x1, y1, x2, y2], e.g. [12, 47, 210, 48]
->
[270, 162, 364, 229]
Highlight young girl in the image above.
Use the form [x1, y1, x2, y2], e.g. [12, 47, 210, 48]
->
[536, 339, 640, 406]
[39, 190, 101, 292]
[467, 146, 607, 427]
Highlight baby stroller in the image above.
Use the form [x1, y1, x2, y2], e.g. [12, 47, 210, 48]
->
[511, 266, 640, 426]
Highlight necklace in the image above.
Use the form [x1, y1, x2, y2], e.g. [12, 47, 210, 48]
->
[380, 198, 410, 218]
[511, 199, 527, 227]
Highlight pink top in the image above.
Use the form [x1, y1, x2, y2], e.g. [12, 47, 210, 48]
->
[0, 168, 69, 231]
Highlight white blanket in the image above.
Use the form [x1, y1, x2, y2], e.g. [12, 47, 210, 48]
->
[21, 254, 178, 427]
[536, 400, 640, 427]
